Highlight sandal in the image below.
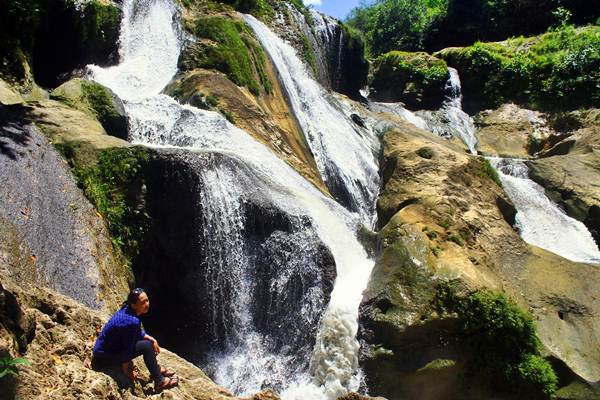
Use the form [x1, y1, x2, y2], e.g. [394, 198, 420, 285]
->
[156, 375, 178, 390]
[160, 367, 176, 377]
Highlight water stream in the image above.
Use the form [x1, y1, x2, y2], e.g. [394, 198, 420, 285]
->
[490, 158, 600, 264]
[243, 14, 380, 221]
[88, 0, 377, 398]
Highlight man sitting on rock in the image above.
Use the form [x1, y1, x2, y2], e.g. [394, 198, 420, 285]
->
[92, 288, 179, 390]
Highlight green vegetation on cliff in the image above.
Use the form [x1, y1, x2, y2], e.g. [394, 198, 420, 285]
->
[215, 0, 274, 20]
[185, 16, 272, 95]
[435, 284, 558, 399]
[0, 0, 120, 85]
[346, 0, 600, 55]
[438, 25, 600, 111]
[56, 145, 150, 263]
[370, 51, 449, 108]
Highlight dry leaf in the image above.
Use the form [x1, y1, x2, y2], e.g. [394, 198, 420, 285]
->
[51, 355, 63, 365]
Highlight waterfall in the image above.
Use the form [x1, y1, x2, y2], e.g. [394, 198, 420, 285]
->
[417, 68, 478, 153]
[490, 158, 600, 264]
[87, 0, 377, 398]
[370, 68, 477, 153]
[243, 14, 380, 221]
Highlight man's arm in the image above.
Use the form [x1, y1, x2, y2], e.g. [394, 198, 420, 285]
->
[144, 334, 160, 354]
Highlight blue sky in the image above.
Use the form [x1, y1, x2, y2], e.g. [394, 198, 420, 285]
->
[303, 0, 363, 21]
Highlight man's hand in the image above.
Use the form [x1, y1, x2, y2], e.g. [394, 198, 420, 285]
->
[145, 334, 160, 355]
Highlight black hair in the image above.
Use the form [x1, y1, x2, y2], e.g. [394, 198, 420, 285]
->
[123, 288, 145, 307]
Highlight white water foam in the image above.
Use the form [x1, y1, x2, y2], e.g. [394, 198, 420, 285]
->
[490, 158, 600, 264]
[88, 1, 376, 398]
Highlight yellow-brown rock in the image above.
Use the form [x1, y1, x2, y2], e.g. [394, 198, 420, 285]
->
[164, 68, 328, 195]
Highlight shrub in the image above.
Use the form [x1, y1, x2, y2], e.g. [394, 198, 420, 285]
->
[440, 25, 600, 111]
[435, 285, 558, 399]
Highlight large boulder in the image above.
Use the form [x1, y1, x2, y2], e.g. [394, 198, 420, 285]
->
[360, 117, 600, 399]
[474, 103, 553, 157]
[51, 78, 129, 140]
[164, 69, 327, 194]
[369, 52, 449, 110]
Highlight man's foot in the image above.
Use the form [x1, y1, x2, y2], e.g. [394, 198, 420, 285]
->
[156, 375, 178, 391]
[160, 367, 176, 377]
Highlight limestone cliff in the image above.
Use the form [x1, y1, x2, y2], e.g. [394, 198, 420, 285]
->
[358, 114, 600, 399]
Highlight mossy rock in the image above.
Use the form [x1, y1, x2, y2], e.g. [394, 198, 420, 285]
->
[370, 51, 449, 110]
[436, 25, 600, 113]
[180, 15, 272, 95]
[51, 78, 128, 139]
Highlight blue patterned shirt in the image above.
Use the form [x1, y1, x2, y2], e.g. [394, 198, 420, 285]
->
[93, 305, 146, 363]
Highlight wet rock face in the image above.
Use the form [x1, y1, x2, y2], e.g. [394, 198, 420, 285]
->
[136, 149, 336, 362]
[0, 106, 126, 310]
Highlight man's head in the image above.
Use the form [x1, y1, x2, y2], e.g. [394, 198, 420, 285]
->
[127, 288, 150, 315]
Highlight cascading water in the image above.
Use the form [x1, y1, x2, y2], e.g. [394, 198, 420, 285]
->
[87, 0, 377, 398]
[490, 158, 600, 264]
[417, 68, 478, 153]
[243, 14, 380, 220]
[369, 68, 477, 153]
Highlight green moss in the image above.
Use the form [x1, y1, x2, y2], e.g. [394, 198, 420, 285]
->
[219, 107, 236, 123]
[416, 146, 435, 159]
[435, 284, 558, 399]
[81, 80, 120, 122]
[189, 16, 272, 95]
[60, 146, 150, 262]
[215, 0, 274, 21]
[440, 25, 600, 111]
[448, 234, 464, 246]
[477, 157, 503, 187]
[300, 34, 318, 76]
[371, 51, 449, 108]
[439, 218, 451, 230]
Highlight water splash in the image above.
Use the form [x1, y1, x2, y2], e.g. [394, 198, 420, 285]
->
[87, 0, 181, 101]
[490, 158, 600, 264]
